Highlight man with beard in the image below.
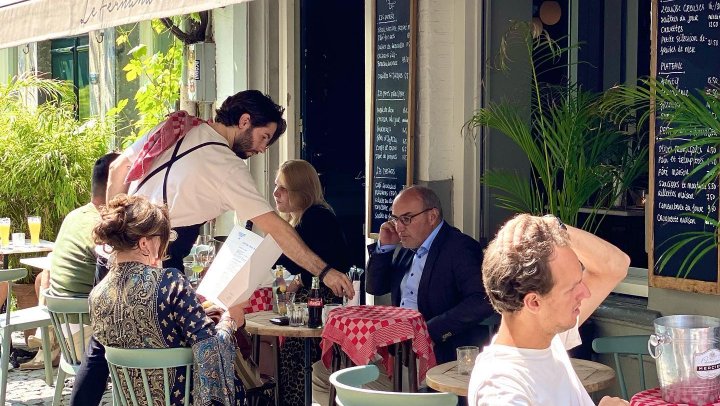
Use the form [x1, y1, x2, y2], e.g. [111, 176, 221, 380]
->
[71, 90, 353, 406]
[105, 90, 351, 296]
[468, 214, 629, 406]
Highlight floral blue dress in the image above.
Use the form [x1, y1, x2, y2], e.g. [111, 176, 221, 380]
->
[89, 261, 243, 405]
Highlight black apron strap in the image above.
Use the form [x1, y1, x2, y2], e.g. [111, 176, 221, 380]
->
[134, 141, 228, 198]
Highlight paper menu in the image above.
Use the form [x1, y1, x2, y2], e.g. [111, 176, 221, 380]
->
[197, 226, 281, 309]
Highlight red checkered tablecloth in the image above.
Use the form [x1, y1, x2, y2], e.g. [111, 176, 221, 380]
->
[631, 387, 720, 406]
[320, 305, 436, 382]
[243, 287, 272, 314]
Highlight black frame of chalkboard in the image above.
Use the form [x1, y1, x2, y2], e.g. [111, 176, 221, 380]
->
[648, 0, 720, 294]
[366, 0, 418, 238]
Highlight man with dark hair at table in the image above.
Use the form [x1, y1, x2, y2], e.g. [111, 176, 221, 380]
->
[312, 185, 493, 404]
[19, 152, 119, 370]
[74, 90, 353, 406]
[468, 214, 629, 406]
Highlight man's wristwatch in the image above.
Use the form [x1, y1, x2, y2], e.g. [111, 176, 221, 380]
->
[543, 214, 567, 230]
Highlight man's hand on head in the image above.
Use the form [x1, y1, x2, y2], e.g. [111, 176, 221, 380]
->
[378, 221, 400, 246]
[323, 269, 354, 299]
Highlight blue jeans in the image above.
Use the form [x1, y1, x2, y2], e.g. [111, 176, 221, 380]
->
[69, 335, 108, 406]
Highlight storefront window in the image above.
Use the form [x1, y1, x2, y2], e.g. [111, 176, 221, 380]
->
[50, 36, 89, 120]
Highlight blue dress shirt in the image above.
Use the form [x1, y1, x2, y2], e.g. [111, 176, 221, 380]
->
[376, 221, 445, 310]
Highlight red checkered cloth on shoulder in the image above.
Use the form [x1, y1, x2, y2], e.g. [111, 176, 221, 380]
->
[125, 111, 208, 183]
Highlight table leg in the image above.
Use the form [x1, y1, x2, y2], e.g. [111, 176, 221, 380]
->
[273, 337, 282, 406]
[252, 334, 260, 365]
[329, 344, 341, 406]
[392, 342, 402, 392]
[304, 338, 312, 406]
[405, 340, 418, 392]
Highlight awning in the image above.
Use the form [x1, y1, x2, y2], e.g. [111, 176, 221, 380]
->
[0, 0, 251, 50]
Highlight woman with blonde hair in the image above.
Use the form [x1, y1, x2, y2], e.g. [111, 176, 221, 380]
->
[89, 194, 245, 405]
[273, 159, 350, 406]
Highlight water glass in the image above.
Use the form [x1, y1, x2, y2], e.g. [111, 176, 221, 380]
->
[27, 216, 41, 246]
[322, 304, 342, 326]
[12, 232, 25, 247]
[0, 218, 10, 247]
[456, 346, 479, 375]
[289, 302, 305, 327]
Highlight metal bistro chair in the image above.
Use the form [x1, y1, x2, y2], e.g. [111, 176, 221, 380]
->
[0, 268, 53, 405]
[592, 335, 651, 400]
[329, 364, 458, 406]
[42, 290, 90, 405]
[105, 346, 193, 406]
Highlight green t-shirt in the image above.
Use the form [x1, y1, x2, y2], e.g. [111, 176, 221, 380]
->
[49, 203, 99, 296]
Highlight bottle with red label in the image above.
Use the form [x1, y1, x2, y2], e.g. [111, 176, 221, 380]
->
[307, 276, 323, 328]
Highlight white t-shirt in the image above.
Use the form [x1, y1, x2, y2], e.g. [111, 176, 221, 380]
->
[468, 326, 593, 406]
[124, 123, 273, 227]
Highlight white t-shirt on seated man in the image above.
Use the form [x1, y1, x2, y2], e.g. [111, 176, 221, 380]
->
[469, 325, 591, 405]
[468, 214, 630, 406]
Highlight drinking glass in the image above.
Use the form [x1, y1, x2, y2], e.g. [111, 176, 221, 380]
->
[289, 302, 305, 326]
[456, 346, 480, 375]
[0, 218, 10, 247]
[12, 233, 25, 247]
[27, 216, 41, 246]
[192, 235, 215, 283]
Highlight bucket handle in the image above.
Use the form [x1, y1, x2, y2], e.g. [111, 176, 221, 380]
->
[648, 333, 670, 359]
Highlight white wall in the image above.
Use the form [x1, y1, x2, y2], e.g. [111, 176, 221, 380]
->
[213, 3, 250, 237]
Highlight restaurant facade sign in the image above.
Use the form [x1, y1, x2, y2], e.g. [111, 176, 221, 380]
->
[0, 0, 251, 50]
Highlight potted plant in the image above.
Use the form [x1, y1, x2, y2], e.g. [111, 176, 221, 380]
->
[465, 23, 648, 229]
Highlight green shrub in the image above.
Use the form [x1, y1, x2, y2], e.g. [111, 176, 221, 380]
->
[0, 73, 114, 243]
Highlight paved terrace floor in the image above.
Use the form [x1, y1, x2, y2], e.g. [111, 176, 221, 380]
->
[4, 333, 113, 406]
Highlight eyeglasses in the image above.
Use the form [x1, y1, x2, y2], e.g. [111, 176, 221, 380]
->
[388, 208, 434, 226]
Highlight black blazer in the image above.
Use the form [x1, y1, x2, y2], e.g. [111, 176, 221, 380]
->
[366, 222, 494, 364]
[275, 205, 351, 288]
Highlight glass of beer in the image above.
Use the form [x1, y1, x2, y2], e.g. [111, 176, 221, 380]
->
[27, 216, 41, 246]
[0, 218, 10, 247]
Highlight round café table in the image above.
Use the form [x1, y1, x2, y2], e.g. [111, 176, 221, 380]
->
[426, 358, 616, 397]
[245, 310, 323, 406]
[0, 240, 54, 268]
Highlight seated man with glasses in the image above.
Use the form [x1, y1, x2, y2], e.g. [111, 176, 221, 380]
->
[312, 185, 493, 404]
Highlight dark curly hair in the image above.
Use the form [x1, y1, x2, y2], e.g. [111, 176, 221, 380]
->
[214, 90, 287, 145]
[93, 195, 171, 259]
[482, 214, 569, 313]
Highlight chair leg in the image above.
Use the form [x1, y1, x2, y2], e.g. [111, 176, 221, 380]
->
[53, 367, 67, 406]
[0, 329, 11, 406]
[41, 326, 53, 385]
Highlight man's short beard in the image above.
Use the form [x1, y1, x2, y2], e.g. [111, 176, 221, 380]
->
[231, 127, 254, 159]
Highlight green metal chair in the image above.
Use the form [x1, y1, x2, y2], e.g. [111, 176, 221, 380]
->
[105, 346, 193, 406]
[592, 335, 651, 400]
[329, 364, 458, 406]
[42, 290, 90, 405]
[0, 268, 53, 405]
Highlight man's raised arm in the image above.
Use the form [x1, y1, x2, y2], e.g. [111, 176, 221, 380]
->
[565, 224, 629, 325]
[106, 153, 132, 201]
[251, 211, 354, 299]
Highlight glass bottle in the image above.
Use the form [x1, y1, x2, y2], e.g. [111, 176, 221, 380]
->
[307, 276, 323, 328]
[272, 265, 287, 314]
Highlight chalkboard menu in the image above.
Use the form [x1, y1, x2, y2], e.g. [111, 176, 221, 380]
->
[367, 0, 417, 236]
[651, 0, 720, 290]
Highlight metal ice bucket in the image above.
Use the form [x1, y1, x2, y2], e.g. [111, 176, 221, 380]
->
[649, 315, 720, 404]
